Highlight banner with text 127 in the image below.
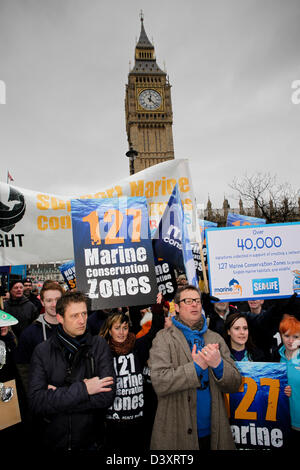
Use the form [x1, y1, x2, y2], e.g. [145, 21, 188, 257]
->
[227, 362, 290, 450]
[71, 196, 158, 310]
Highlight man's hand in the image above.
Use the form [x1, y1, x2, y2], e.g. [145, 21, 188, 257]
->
[192, 343, 221, 369]
[156, 292, 163, 304]
[192, 344, 208, 370]
[48, 384, 57, 391]
[84, 376, 114, 395]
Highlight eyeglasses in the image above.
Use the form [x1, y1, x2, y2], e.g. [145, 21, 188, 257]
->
[178, 298, 201, 305]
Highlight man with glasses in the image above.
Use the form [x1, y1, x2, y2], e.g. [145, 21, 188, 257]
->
[149, 284, 241, 450]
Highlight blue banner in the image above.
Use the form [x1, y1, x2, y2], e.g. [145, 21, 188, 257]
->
[198, 219, 218, 243]
[152, 184, 198, 286]
[58, 260, 76, 290]
[226, 212, 266, 227]
[71, 197, 158, 309]
[227, 362, 291, 449]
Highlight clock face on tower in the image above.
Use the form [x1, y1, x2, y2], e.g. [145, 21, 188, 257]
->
[138, 89, 162, 110]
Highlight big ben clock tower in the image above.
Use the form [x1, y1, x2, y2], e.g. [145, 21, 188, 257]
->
[125, 13, 175, 174]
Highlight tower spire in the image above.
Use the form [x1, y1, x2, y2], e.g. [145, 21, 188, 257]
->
[132, 12, 164, 74]
[136, 11, 153, 49]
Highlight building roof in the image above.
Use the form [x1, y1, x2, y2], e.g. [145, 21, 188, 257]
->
[130, 16, 166, 76]
[136, 18, 153, 49]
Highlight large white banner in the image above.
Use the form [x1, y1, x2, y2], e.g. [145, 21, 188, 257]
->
[206, 222, 300, 301]
[0, 159, 198, 265]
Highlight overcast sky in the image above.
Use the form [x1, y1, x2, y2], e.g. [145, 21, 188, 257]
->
[1, 0, 300, 209]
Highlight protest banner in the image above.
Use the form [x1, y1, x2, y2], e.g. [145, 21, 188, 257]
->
[226, 362, 290, 449]
[154, 258, 177, 301]
[206, 222, 300, 301]
[71, 196, 158, 309]
[195, 220, 217, 291]
[0, 159, 198, 266]
[226, 212, 266, 227]
[0, 380, 22, 430]
[198, 219, 218, 243]
[58, 260, 76, 290]
[152, 184, 198, 287]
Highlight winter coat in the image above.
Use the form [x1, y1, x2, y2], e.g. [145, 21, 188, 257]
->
[16, 315, 57, 362]
[4, 296, 38, 338]
[276, 345, 300, 429]
[28, 330, 115, 450]
[229, 347, 267, 362]
[14, 315, 58, 393]
[149, 323, 242, 450]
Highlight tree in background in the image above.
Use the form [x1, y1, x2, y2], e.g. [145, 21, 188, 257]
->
[229, 172, 300, 223]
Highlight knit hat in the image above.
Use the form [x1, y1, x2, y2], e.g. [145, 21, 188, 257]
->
[0, 310, 18, 327]
[9, 279, 24, 292]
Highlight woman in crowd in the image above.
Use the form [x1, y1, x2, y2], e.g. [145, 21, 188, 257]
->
[223, 311, 266, 362]
[99, 306, 163, 452]
[273, 314, 300, 447]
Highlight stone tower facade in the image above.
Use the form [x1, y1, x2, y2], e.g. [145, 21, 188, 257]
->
[125, 14, 175, 174]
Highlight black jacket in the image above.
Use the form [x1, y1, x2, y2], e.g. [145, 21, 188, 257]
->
[28, 329, 116, 450]
[14, 315, 58, 394]
[4, 296, 38, 338]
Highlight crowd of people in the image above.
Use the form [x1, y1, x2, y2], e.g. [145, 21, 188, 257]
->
[0, 274, 299, 452]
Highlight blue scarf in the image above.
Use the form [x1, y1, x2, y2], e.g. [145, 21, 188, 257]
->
[172, 315, 211, 437]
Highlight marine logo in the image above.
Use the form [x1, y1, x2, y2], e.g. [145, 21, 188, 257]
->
[0, 185, 26, 232]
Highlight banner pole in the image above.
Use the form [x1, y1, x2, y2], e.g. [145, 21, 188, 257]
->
[198, 240, 209, 294]
[193, 202, 209, 294]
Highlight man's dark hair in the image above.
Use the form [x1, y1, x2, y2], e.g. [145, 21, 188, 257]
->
[174, 284, 202, 305]
[56, 291, 88, 317]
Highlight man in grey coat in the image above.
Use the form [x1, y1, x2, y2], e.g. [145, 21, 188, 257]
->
[149, 284, 242, 450]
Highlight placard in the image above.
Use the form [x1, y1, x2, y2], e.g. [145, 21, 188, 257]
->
[71, 197, 158, 309]
[154, 259, 177, 301]
[58, 260, 76, 290]
[0, 380, 21, 430]
[206, 222, 300, 301]
[226, 362, 290, 449]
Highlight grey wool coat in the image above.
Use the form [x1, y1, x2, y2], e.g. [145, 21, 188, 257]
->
[149, 323, 242, 450]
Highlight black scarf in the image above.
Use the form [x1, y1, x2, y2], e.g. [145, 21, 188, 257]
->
[56, 324, 94, 383]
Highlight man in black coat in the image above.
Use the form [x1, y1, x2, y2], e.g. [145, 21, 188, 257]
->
[4, 280, 38, 338]
[28, 291, 115, 451]
[22, 277, 43, 314]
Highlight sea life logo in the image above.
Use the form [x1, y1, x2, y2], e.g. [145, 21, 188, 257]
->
[252, 278, 280, 295]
